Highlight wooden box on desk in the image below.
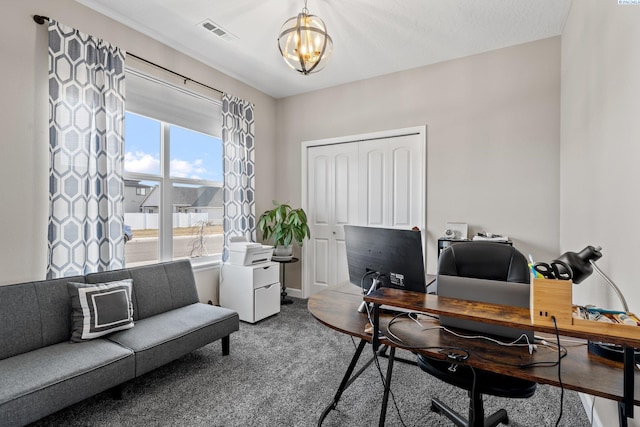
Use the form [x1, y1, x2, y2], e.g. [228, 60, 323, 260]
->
[572, 314, 640, 338]
[530, 276, 573, 326]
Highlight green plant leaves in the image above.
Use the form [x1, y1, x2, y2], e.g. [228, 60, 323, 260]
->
[258, 201, 310, 246]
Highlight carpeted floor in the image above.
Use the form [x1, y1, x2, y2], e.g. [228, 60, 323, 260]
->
[32, 298, 591, 426]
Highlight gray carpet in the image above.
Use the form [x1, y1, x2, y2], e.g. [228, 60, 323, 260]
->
[32, 298, 591, 426]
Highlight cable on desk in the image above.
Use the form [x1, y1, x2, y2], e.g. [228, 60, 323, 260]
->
[442, 326, 534, 350]
[385, 312, 568, 369]
[349, 336, 358, 350]
[359, 270, 378, 295]
[385, 311, 439, 343]
[535, 334, 587, 347]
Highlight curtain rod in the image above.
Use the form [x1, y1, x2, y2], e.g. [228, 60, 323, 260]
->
[33, 14, 224, 96]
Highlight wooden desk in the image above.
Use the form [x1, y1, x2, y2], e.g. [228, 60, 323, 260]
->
[365, 287, 640, 425]
[308, 283, 640, 426]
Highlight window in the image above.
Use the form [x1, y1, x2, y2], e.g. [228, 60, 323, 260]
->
[123, 63, 223, 267]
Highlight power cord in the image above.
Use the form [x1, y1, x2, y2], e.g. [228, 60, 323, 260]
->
[369, 345, 408, 427]
[551, 316, 564, 427]
[385, 312, 567, 369]
[442, 327, 535, 353]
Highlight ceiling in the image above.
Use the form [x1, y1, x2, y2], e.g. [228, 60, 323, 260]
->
[77, 0, 572, 99]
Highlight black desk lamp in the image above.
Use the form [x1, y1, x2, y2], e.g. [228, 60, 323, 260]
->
[556, 245, 639, 362]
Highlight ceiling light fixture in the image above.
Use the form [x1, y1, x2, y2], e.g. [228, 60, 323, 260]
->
[277, 0, 333, 75]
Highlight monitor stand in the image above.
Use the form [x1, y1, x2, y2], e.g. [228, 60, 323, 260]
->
[357, 278, 381, 313]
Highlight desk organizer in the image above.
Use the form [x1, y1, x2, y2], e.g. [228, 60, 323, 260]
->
[530, 276, 640, 341]
[530, 276, 573, 326]
[572, 313, 640, 335]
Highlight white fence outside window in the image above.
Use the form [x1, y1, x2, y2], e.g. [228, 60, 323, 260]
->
[124, 210, 224, 230]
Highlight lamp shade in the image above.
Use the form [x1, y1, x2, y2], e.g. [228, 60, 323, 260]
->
[277, 4, 333, 75]
[555, 245, 602, 283]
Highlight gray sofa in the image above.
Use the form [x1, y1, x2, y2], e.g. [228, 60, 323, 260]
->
[0, 260, 239, 426]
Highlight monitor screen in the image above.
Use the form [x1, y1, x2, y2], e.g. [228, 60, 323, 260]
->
[344, 225, 427, 293]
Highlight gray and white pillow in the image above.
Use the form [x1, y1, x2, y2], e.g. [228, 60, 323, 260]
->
[67, 279, 134, 342]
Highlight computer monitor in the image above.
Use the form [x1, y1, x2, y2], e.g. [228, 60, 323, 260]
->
[344, 225, 427, 293]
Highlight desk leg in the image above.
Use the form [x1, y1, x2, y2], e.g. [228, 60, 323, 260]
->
[372, 304, 380, 351]
[318, 339, 373, 426]
[618, 402, 629, 427]
[618, 345, 634, 427]
[378, 346, 396, 427]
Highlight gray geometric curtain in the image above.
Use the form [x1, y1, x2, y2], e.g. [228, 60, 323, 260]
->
[222, 94, 256, 260]
[47, 20, 126, 278]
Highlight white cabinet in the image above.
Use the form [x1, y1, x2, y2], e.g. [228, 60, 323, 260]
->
[219, 262, 280, 323]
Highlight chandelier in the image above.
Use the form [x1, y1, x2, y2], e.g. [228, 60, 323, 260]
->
[277, 0, 333, 75]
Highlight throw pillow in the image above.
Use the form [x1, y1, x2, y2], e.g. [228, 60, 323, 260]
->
[67, 279, 134, 342]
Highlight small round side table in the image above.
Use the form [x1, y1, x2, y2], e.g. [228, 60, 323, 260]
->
[273, 257, 299, 305]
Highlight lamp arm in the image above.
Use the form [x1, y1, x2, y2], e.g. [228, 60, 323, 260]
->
[589, 260, 629, 312]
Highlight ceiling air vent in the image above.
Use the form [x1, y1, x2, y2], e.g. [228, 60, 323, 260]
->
[198, 19, 237, 41]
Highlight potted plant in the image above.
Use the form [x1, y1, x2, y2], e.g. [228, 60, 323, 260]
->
[258, 201, 311, 260]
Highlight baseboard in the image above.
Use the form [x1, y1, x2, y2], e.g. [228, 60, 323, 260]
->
[286, 287, 303, 299]
[579, 393, 602, 427]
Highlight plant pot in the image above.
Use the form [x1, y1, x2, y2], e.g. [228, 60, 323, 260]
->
[273, 244, 293, 261]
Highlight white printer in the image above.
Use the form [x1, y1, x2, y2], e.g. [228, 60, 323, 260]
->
[228, 239, 273, 266]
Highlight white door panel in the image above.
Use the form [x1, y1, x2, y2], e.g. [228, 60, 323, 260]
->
[359, 134, 423, 229]
[313, 237, 329, 286]
[391, 147, 410, 226]
[306, 143, 358, 295]
[363, 149, 386, 226]
[303, 127, 426, 298]
[335, 239, 349, 284]
[397, 134, 424, 228]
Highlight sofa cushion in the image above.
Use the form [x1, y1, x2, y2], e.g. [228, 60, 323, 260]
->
[0, 283, 42, 361]
[0, 339, 134, 426]
[67, 279, 134, 342]
[107, 303, 239, 376]
[35, 275, 85, 346]
[86, 260, 199, 321]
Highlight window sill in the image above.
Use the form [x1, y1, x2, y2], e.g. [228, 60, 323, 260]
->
[189, 255, 222, 271]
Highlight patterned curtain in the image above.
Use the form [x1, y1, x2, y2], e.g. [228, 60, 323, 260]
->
[222, 94, 256, 260]
[47, 20, 126, 278]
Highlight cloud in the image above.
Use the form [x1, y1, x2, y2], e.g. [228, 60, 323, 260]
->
[125, 151, 160, 174]
[125, 152, 211, 180]
[170, 158, 208, 180]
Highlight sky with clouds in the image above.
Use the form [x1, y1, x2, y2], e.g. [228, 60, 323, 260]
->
[124, 112, 222, 182]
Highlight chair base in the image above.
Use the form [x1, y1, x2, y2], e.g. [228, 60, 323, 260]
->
[431, 397, 508, 427]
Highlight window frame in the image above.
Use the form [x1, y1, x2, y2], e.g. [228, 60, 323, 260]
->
[124, 112, 223, 266]
[123, 63, 224, 268]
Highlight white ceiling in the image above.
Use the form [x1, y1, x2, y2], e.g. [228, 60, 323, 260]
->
[77, 0, 572, 99]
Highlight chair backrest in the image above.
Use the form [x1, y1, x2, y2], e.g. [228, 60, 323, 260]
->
[436, 241, 532, 339]
[438, 241, 529, 284]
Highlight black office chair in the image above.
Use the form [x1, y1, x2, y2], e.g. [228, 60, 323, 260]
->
[417, 242, 537, 427]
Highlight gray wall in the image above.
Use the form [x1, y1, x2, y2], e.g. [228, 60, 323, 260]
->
[276, 37, 562, 290]
[0, 0, 277, 285]
[561, 1, 640, 425]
